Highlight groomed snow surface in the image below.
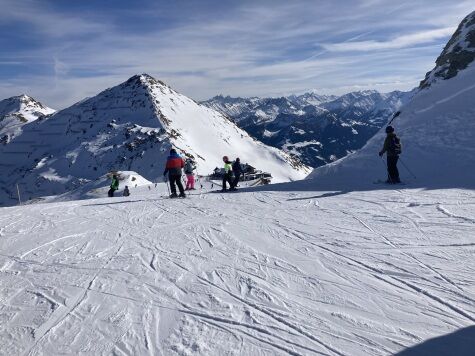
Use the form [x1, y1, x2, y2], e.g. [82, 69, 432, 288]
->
[1, 182, 474, 355]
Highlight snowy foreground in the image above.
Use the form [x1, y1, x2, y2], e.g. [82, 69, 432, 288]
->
[1, 184, 474, 355]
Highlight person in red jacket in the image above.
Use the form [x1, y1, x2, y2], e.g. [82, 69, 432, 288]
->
[163, 149, 186, 198]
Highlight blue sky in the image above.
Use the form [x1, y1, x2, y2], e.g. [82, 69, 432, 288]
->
[0, 0, 473, 108]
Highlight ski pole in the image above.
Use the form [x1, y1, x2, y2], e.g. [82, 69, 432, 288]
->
[399, 157, 416, 179]
[16, 183, 22, 205]
[165, 177, 171, 195]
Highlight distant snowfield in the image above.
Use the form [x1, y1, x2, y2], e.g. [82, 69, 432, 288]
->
[1, 184, 474, 355]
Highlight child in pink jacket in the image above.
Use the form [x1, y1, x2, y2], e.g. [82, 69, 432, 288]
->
[184, 159, 196, 190]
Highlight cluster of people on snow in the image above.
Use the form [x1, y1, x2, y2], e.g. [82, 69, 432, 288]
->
[109, 149, 244, 199]
[109, 125, 403, 198]
[222, 156, 242, 192]
[107, 175, 130, 197]
[162, 148, 196, 198]
[162, 150, 243, 198]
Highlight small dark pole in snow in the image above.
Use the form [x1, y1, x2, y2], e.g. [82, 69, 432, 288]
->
[16, 184, 22, 205]
[165, 178, 171, 195]
[379, 156, 392, 183]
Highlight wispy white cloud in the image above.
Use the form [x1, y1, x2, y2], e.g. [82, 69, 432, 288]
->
[0, 0, 473, 108]
[323, 27, 456, 52]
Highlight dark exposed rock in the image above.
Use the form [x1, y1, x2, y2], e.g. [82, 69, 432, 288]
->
[420, 11, 475, 88]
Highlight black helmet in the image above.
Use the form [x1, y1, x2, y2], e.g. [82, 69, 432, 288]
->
[385, 126, 394, 133]
[170, 148, 177, 154]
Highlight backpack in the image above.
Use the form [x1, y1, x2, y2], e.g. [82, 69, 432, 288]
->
[389, 135, 402, 155]
[184, 161, 194, 174]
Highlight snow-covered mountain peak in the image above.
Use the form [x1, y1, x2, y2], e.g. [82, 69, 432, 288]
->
[0, 94, 54, 120]
[123, 73, 170, 92]
[0, 74, 309, 206]
[420, 11, 475, 88]
[288, 91, 338, 106]
[0, 94, 55, 144]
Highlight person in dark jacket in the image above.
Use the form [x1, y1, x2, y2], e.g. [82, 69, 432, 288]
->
[108, 174, 119, 197]
[163, 149, 186, 198]
[379, 126, 401, 183]
[231, 157, 243, 190]
[222, 156, 233, 192]
[123, 186, 130, 197]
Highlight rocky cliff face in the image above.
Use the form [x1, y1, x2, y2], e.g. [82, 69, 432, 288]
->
[420, 11, 475, 88]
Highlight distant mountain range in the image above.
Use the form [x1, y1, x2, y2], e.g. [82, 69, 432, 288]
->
[203, 90, 413, 167]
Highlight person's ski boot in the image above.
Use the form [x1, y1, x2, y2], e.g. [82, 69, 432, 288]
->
[169, 193, 178, 198]
[385, 178, 395, 184]
[179, 192, 186, 198]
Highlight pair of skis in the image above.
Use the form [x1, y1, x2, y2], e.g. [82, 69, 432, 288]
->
[373, 179, 406, 185]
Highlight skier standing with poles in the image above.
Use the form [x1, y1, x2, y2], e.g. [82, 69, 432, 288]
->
[379, 126, 402, 184]
[163, 149, 186, 198]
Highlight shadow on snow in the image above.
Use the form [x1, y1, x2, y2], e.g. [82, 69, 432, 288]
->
[395, 325, 475, 356]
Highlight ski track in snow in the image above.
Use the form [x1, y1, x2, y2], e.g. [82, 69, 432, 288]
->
[0, 187, 474, 355]
[414, 82, 475, 114]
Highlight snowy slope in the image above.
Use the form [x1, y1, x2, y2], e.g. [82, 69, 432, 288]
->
[0, 185, 474, 355]
[1, 14, 475, 354]
[1, 10, 474, 356]
[0, 95, 55, 144]
[308, 11, 475, 190]
[142, 75, 309, 181]
[0, 75, 309, 206]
